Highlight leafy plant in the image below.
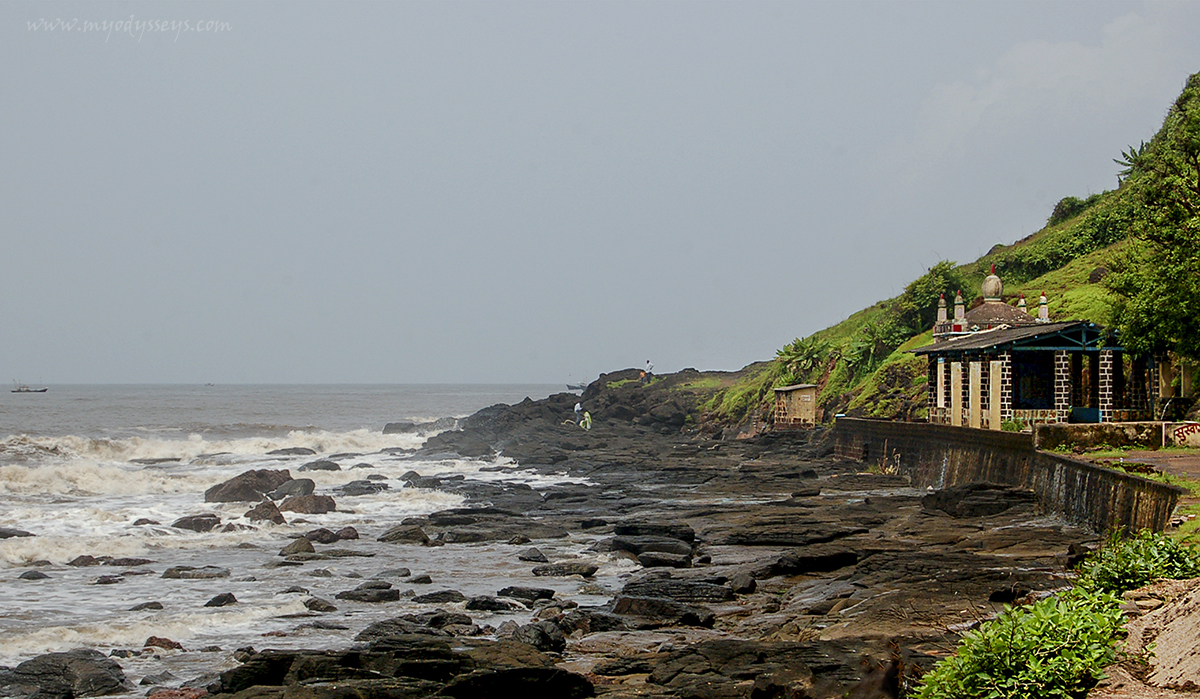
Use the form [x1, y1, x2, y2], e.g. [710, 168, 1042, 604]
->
[915, 587, 1124, 699]
[1078, 529, 1200, 595]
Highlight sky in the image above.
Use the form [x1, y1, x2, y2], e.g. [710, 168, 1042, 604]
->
[2, 1, 1199, 384]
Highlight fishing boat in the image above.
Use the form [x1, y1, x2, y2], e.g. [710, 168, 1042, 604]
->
[566, 383, 587, 391]
[11, 382, 48, 393]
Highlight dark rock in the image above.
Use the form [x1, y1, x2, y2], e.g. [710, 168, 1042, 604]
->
[759, 544, 861, 578]
[637, 552, 692, 568]
[517, 547, 548, 563]
[730, 570, 757, 594]
[0, 527, 34, 539]
[267, 447, 317, 456]
[611, 596, 715, 628]
[373, 567, 411, 579]
[303, 597, 337, 612]
[303, 528, 340, 544]
[161, 565, 230, 579]
[244, 500, 286, 525]
[511, 621, 567, 653]
[144, 637, 184, 651]
[922, 482, 1039, 518]
[382, 421, 418, 434]
[335, 526, 359, 540]
[131, 519, 158, 526]
[440, 668, 592, 698]
[91, 575, 124, 585]
[465, 596, 524, 612]
[497, 586, 555, 603]
[103, 558, 155, 567]
[532, 562, 598, 578]
[579, 518, 608, 529]
[334, 480, 388, 496]
[0, 649, 131, 698]
[19, 571, 50, 580]
[335, 588, 400, 603]
[593, 656, 656, 676]
[204, 469, 293, 503]
[278, 495, 336, 514]
[558, 609, 629, 634]
[205, 593, 237, 607]
[66, 555, 102, 567]
[609, 535, 694, 557]
[508, 535, 532, 545]
[130, 601, 163, 611]
[138, 671, 177, 686]
[279, 538, 315, 556]
[377, 524, 430, 545]
[613, 522, 695, 543]
[171, 514, 221, 533]
[413, 590, 467, 604]
[268, 478, 315, 500]
[298, 460, 340, 472]
[620, 579, 734, 603]
[410, 574, 433, 584]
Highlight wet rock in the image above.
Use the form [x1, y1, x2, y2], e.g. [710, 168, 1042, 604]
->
[373, 567, 411, 579]
[67, 555, 102, 567]
[91, 575, 124, 585]
[465, 596, 524, 612]
[303, 528, 340, 544]
[334, 480, 388, 496]
[336, 582, 400, 603]
[0, 527, 34, 539]
[244, 500, 286, 525]
[104, 558, 155, 567]
[279, 538, 315, 556]
[267, 447, 316, 456]
[517, 547, 548, 563]
[145, 637, 184, 651]
[19, 571, 50, 580]
[508, 534, 532, 545]
[0, 648, 131, 698]
[608, 535, 694, 557]
[171, 514, 221, 533]
[204, 469, 293, 503]
[131, 519, 159, 526]
[377, 524, 430, 545]
[922, 482, 1039, 518]
[637, 552, 692, 568]
[413, 590, 467, 604]
[613, 521, 695, 543]
[161, 565, 230, 580]
[278, 495, 336, 515]
[382, 421, 418, 434]
[532, 562, 598, 578]
[205, 593, 237, 607]
[557, 609, 629, 634]
[298, 460, 340, 472]
[268, 478, 315, 501]
[129, 601, 163, 611]
[410, 574, 433, 584]
[730, 569, 757, 594]
[611, 596, 715, 628]
[620, 579, 734, 603]
[497, 586, 555, 603]
[303, 597, 337, 612]
[138, 671, 177, 686]
[146, 688, 207, 699]
[511, 621, 567, 653]
[756, 544, 861, 578]
[335, 526, 359, 540]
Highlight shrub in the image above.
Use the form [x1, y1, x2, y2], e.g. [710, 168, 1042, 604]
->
[1078, 529, 1200, 595]
[915, 587, 1124, 699]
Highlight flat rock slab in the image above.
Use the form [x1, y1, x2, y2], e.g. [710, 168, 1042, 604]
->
[532, 562, 598, 578]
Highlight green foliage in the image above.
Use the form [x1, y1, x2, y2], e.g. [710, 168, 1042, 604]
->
[896, 260, 968, 332]
[703, 363, 780, 424]
[915, 587, 1124, 699]
[775, 336, 827, 385]
[1048, 193, 1105, 226]
[1108, 72, 1200, 361]
[1078, 529, 1200, 595]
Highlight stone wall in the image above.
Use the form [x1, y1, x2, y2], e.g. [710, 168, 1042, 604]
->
[832, 418, 1181, 533]
[1034, 422, 1166, 451]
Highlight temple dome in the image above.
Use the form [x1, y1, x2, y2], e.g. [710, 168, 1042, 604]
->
[982, 272, 1002, 301]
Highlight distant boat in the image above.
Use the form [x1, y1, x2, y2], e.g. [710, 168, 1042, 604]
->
[11, 382, 48, 393]
[567, 383, 587, 391]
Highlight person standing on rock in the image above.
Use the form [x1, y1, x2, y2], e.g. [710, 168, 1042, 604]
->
[580, 411, 592, 430]
[574, 402, 582, 425]
[642, 360, 653, 384]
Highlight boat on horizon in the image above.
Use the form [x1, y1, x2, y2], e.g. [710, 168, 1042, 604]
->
[566, 383, 587, 391]
[11, 381, 48, 393]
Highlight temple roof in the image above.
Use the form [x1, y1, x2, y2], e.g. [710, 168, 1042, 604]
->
[913, 320, 1120, 355]
[962, 300, 1037, 328]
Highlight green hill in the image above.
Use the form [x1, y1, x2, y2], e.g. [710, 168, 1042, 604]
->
[702, 70, 1200, 429]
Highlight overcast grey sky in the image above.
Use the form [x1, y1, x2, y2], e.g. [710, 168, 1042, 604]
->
[2, 1, 1198, 384]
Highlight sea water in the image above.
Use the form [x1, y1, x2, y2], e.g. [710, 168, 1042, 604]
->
[0, 385, 629, 686]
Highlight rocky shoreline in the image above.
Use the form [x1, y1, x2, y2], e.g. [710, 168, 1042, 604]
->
[1, 370, 1099, 699]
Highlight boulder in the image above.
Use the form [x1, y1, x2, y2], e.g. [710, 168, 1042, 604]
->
[245, 501, 286, 525]
[613, 522, 695, 543]
[279, 538, 315, 556]
[620, 579, 733, 603]
[334, 480, 388, 496]
[204, 469, 293, 503]
[161, 566, 230, 580]
[335, 526, 359, 540]
[298, 460, 340, 472]
[532, 562, 598, 578]
[336, 582, 400, 603]
[278, 495, 336, 515]
[304, 597, 337, 613]
[130, 601, 163, 611]
[413, 590, 467, 604]
[611, 596, 715, 628]
[171, 514, 221, 533]
[0, 527, 34, 539]
[266, 447, 316, 456]
[377, 524, 430, 545]
[637, 552, 692, 568]
[497, 586, 555, 603]
[303, 528, 340, 544]
[517, 548, 548, 563]
[0, 649, 130, 698]
[382, 422, 418, 434]
[204, 592, 237, 607]
[19, 571, 50, 580]
[465, 596, 523, 612]
[269, 478, 315, 500]
[511, 621, 567, 654]
[439, 668, 592, 699]
[66, 556, 102, 567]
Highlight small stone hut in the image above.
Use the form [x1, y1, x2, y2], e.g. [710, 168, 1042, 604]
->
[773, 384, 818, 427]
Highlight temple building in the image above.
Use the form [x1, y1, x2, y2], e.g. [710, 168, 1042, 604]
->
[914, 269, 1160, 427]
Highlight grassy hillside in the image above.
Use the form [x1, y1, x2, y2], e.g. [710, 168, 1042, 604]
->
[702, 72, 1198, 429]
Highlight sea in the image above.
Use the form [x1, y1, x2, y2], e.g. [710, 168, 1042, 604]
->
[0, 384, 630, 686]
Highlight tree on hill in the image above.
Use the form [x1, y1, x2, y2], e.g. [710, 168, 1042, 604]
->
[1108, 72, 1200, 361]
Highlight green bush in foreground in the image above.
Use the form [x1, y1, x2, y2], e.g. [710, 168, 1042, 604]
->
[915, 587, 1124, 699]
[1078, 528, 1200, 595]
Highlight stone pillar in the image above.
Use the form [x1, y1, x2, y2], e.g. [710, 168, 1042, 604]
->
[1055, 350, 1072, 423]
[969, 361, 982, 429]
[989, 360, 1003, 430]
[950, 361, 963, 427]
[1099, 350, 1114, 423]
[935, 358, 946, 423]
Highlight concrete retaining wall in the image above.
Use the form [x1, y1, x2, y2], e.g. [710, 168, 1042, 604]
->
[832, 418, 1182, 533]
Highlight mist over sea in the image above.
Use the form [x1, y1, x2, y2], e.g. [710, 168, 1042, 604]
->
[0, 384, 627, 688]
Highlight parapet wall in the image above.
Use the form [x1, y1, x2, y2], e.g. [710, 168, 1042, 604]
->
[832, 418, 1182, 533]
